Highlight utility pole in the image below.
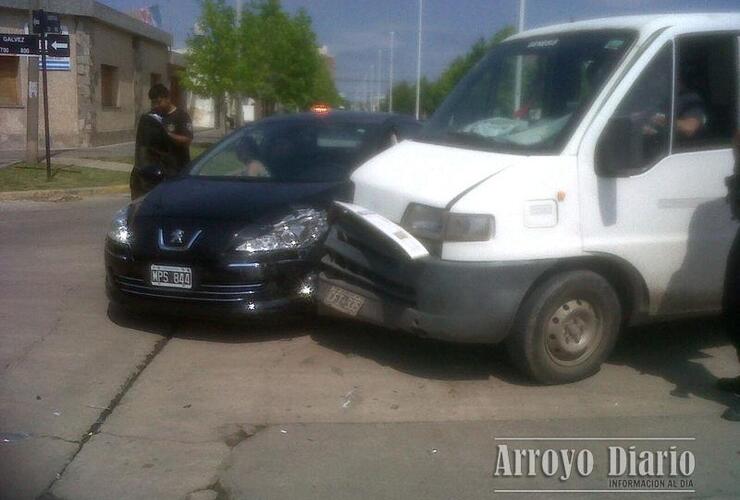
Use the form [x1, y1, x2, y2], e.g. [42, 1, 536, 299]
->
[415, 0, 423, 120]
[235, 0, 242, 125]
[389, 31, 395, 113]
[25, 1, 40, 164]
[377, 48, 382, 112]
[514, 0, 526, 111]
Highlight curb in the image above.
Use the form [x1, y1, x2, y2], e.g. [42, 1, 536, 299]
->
[0, 184, 129, 202]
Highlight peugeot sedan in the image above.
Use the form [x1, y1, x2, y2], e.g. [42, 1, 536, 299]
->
[105, 111, 419, 317]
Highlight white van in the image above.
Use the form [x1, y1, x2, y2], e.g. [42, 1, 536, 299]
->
[318, 14, 740, 384]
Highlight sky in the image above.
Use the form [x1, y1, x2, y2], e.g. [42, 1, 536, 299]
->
[99, 0, 740, 102]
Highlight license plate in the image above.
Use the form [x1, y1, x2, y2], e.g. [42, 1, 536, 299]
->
[150, 265, 192, 289]
[324, 286, 365, 316]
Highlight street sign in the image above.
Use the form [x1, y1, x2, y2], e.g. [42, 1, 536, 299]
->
[0, 33, 38, 56]
[32, 10, 61, 34]
[42, 34, 70, 58]
[0, 34, 70, 58]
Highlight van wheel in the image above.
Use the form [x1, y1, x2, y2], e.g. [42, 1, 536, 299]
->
[506, 270, 622, 384]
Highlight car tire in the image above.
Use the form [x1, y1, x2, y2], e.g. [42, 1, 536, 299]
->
[506, 270, 622, 385]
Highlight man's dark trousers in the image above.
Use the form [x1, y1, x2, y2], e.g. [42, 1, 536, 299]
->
[725, 228, 740, 356]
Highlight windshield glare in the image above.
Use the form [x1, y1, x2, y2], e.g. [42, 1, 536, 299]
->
[189, 120, 379, 182]
[420, 30, 636, 154]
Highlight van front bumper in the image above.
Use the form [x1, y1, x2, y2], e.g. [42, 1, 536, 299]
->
[318, 225, 554, 343]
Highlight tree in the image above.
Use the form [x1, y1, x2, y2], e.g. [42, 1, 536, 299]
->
[184, 0, 340, 119]
[237, 0, 340, 115]
[182, 0, 237, 104]
[382, 25, 515, 117]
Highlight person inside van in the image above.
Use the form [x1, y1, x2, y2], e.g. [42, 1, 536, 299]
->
[642, 73, 708, 141]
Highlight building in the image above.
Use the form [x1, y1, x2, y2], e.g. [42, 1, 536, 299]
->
[0, 0, 185, 151]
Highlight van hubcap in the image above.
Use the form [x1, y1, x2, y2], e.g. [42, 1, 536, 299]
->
[545, 299, 601, 365]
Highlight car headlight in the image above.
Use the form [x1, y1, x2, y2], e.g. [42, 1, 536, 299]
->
[107, 206, 132, 246]
[401, 203, 494, 242]
[235, 208, 328, 253]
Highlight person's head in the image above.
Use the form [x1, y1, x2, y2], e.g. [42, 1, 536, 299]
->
[148, 84, 171, 114]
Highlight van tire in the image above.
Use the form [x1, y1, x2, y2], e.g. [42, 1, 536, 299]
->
[506, 270, 622, 384]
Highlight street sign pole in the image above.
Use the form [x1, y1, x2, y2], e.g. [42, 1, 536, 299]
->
[26, 4, 39, 164]
[40, 22, 51, 180]
[34, 9, 53, 180]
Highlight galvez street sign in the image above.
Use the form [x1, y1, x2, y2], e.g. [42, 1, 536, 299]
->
[0, 33, 70, 58]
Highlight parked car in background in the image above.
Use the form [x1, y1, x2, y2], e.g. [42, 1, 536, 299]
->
[106, 111, 420, 317]
[318, 14, 740, 384]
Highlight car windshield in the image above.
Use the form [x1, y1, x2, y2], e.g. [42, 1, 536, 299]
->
[419, 30, 636, 154]
[189, 119, 381, 182]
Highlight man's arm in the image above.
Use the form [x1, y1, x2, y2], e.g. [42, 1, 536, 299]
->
[168, 132, 192, 147]
[168, 110, 194, 147]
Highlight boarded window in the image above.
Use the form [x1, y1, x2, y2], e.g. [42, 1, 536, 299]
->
[101, 64, 119, 107]
[0, 57, 20, 106]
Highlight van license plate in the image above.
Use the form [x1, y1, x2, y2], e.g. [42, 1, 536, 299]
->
[324, 286, 365, 316]
[150, 265, 192, 289]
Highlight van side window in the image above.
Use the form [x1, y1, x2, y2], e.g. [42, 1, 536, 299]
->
[673, 35, 738, 152]
[596, 43, 673, 176]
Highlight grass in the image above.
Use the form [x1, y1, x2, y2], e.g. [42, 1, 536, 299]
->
[78, 145, 209, 166]
[0, 145, 213, 193]
[0, 164, 129, 192]
[79, 155, 135, 164]
[191, 145, 208, 159]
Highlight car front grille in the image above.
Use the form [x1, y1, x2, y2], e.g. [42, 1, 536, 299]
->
[114, 275, 264, 303]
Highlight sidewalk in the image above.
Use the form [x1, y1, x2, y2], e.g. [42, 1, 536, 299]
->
[54, 127, 225, 162]
[1, 127, 226, 169]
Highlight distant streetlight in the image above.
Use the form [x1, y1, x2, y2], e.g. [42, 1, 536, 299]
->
[514, 0, 526, 110]
[377, 48, 383, 112]
[389, 31, 395, 113]
[415, 0, 423, 119]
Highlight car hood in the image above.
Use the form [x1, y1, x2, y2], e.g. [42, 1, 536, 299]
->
[350, 140, 524, 222]
[133, 176, 349, 224]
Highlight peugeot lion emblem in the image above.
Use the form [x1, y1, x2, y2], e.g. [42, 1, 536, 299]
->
[169, 229, 186, 246]
[158, 228, 202, 251]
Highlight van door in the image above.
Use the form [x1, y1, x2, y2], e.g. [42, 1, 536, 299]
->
[579, 33, 739, 317]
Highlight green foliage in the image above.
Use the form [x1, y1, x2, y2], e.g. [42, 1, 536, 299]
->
[182, 0, 237, 99]
[184, 0, 340, 116]
[385, 25, 515, 117]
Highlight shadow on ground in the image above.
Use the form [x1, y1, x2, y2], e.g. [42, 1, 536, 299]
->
[310, 318, 528, 384]
[107, 303, 318, 344]
[108, 303, 737, 408]
[609, 318, 737, 410]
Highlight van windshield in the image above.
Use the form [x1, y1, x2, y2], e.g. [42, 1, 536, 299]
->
[419, 30, 636, 154]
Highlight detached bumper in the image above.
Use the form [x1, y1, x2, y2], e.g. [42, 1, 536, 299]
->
[318, 223, 554, 344]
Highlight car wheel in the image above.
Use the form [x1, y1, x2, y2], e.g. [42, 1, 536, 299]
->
[506, 270, 622, 384]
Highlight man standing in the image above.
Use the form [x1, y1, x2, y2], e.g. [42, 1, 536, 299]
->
[149, 83, 194, 174]
[718, 131, 740, 421]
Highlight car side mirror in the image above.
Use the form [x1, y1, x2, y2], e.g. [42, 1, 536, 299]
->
[595, 116, 643, 177]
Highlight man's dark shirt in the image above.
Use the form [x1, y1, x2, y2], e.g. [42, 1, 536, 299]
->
[161, 107, 193, 171]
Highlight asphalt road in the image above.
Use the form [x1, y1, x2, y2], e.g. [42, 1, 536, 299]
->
[0, 196, 738, 500]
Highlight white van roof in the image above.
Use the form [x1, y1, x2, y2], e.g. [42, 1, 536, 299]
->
[507, 13, 740, 41]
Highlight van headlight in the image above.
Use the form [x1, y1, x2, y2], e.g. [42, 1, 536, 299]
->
[107, 206, 132, 246]
[401, 203, 494, 242]
[236, 208, 328, 253]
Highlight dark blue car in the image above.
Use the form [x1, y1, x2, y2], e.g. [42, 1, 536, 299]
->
[105, 111, 420, 317]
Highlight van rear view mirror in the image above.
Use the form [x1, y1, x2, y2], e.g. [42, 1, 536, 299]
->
[596, 117, 642, 177]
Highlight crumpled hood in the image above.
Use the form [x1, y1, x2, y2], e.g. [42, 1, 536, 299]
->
[350, 140, 524, 222]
